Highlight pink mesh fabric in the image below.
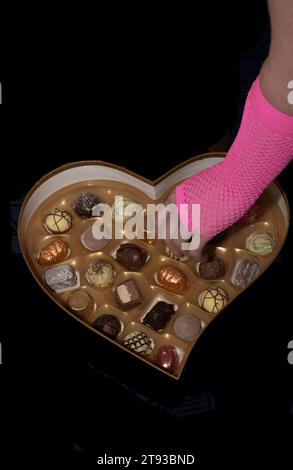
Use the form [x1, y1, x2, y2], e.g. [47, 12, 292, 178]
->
[176, 77, 293, 239]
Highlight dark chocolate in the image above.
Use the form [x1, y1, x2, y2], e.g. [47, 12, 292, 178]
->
[93, 314, 121, 338]
[73, 192, 102, 218]
[143, 301, 175, 331]
[116, 243, 148, 271]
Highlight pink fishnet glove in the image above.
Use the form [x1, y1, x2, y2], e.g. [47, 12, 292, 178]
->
[176, 77, 293, 240]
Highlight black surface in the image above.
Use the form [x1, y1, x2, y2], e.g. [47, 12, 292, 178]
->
[2, 1, 292, 466]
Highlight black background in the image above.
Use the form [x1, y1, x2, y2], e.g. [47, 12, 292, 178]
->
[2, 1, 292, 467]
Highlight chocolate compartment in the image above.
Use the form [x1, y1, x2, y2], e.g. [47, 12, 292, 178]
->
[18, 157, 290, 379]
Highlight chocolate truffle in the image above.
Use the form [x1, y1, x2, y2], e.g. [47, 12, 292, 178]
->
[116, 243, 148, 271]
[67, 289, 94, 316]
[45, 264, 77, 292]
[85, 259, 114, 288]
[73, 192, 102, 218]
[157, 265, 187, 294]
[197, 256, 226, 280]
[114, 278, 143, 310]
[143, 301, 175, 331]
[165, 247, 188, 262]
[81, 227, 109, 251]
[231, 259, 260, 288]
[123, 331, 153, 355]
[112, 197, 140, 223]
[45, 209, 73, 234]
[198, 287, 228, 314]
[93, 314, 121, 338]
[38, 239, 69, 266]
[238, 202, 262, 225]
[155, 345, 179, 374]
[173, 314, 202, 341]
[246, 232, 275, 256]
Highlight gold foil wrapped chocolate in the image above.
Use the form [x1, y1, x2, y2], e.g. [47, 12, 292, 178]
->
[157, 265, 187, 294]
[38, 239, 69, 266]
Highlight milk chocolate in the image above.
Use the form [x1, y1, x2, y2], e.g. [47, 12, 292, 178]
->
[114, 278, 143, 309]
[116, 243, 148, 271]
[197, 256, 226, 280]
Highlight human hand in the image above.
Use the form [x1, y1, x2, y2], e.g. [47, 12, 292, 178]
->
[155, 189, 208, 262]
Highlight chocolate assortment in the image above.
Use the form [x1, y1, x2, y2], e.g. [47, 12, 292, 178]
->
[19, 159, 288, 379]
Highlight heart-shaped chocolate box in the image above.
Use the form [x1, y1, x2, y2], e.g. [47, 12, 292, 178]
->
[18, 153, 289, 379]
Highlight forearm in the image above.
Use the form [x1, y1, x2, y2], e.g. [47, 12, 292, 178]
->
[176, 1, 293, 240]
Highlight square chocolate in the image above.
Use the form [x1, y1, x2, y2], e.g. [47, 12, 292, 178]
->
[143, 301, 175, 331]
[114, 278, 143, 310]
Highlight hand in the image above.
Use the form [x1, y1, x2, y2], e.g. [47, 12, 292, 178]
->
[155, 190, 208, 262]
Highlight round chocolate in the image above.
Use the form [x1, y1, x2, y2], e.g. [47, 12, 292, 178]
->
[85, 259, 114, 288]
[93, 314, 121, 338]
[199, 287, 228, 313]
[155, 345, 179, 374]
[38, 239, 69, 266]
[111, 197, 140, 223]
[157, 265, 187, 294]
[45, 209, 73, 234]
[197, 256, 226, 280]
[246, 232, 275, 256]
[173, 314, 202, 341]
[45, 264, 77, 292]
[81, 227, 109, 251]
[123, 331, 153, 355]
[73, 192, 101, 218]
[143, 301, 175, 331]
[116, 243, 148, 271]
